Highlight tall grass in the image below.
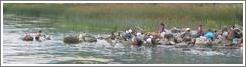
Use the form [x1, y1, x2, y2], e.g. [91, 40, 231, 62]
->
[3, 3, 243, 32]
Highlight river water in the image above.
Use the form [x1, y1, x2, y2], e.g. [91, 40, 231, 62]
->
[2, 14, 243, 64]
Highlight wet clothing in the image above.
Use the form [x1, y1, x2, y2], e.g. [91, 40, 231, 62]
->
[132, 36, 142, 47]
[217, 35, 224, 40]
[181, 32, 192, 38]
[136, 36, 142, 42]
[124, 33, 132, 40]
[181, 32, 192, 42]
[205, 32, 215, 41]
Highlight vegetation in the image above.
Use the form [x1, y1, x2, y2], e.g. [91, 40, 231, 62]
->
[3, 3, 243, 33]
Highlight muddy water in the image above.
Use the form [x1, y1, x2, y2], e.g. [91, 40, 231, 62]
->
[2, 14, 243, 64]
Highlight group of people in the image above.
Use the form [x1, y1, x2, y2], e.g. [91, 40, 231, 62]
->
[108, 23, 243, 48]
[23, 23, 243, 48]
[23, 30, 50, 41]
[193, 24, 243, 47]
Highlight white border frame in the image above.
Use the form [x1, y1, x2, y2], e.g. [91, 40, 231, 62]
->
[1, 1, 245, 66]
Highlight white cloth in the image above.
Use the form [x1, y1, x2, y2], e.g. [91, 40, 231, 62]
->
[223, 32, 228, 37]
[160, 32, 165, 38]
[146, 38, 152, 43]
[128, 29, 132, 33]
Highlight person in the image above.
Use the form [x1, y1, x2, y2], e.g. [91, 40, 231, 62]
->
[205, 29, 215, 41]
[181, 28, 192, 44]
[35, 30, 44, 41]
[110, 31, 117, 40]
[204, 29, 215, 47]
[23, 32, 33, 41]
[131, 33, 143, 47]
[123, 29, 132, 41]
[197, 25, 204, 37]
[159, 23, 166, 33]
[216, 30, 224, 40]
[233, 28, 242, 39]
[227, 25, 235, 39]
[226, 26, 236, 46]
[136, 32, 144, 41]
[232, 28, 242, 46]
[158, 23, 166, 39]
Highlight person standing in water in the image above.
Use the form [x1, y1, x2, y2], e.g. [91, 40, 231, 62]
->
[226, 25, 236, 46]
[205, 29, 215, 41]
[35, 30, 44, 41]
[204, 29, 215, 47]
[181, 28, 192, 44]
[110, 31, 117, 40]
[158, 22, 166, 39]
[159, 23, 166, 33]
[197, 24, 204, 37]
[23, 32, 33, 41]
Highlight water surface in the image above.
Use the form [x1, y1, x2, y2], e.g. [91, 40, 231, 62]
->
[3, 14, 243, 64]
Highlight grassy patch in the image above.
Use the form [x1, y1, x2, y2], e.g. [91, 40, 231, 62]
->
[3, 3, 243, 32]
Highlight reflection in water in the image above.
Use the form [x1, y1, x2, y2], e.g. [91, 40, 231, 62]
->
[3, 14, 243, 64]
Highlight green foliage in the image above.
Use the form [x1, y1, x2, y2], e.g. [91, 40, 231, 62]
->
[3, 4, 243, 32]
[205, 20, 218, 30]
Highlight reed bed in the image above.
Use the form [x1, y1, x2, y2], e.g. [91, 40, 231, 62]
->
[3, 3, 243, 32]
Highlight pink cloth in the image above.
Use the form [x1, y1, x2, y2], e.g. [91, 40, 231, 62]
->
[159, 25, 165, 33]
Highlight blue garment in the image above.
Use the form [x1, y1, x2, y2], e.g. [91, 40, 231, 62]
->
[205, 32, 215, 41]
[125, 33, 132, 39]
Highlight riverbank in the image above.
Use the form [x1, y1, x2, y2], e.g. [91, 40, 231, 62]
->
[3, 3, 243, 32]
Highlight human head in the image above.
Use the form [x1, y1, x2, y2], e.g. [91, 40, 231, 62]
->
[199, 24, 202, 27]
[136, 32, 141, 36]
[186, 28, 191, 32]
[150, 35, 154, 38]
[128, 29, 133, 33]
[231, 25, 235, 29]
[126, 30, 129, 34]
[160, 23, 165, 26]
[38, 30, 42, 33]
[173, 27, 177, 30]
[214, 29, 217, 33]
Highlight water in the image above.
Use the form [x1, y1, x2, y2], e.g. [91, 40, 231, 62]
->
[3, 14, 243, 64]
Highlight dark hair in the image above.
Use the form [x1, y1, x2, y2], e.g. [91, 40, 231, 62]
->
[111, 32, 115, 34]
[38, 30, 42, 33]
[214, 30, 217, 32]
[160, 23, 165, 26]
[232, 25, 235, 28]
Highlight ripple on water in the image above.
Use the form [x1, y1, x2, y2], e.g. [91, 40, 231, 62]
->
[3, 14, 243, 64]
